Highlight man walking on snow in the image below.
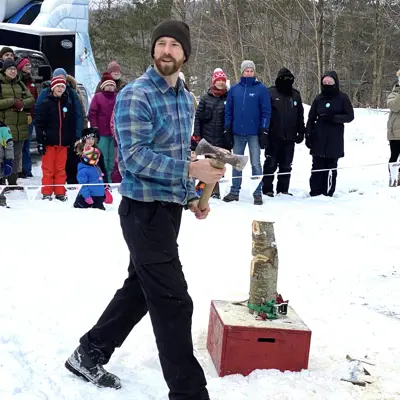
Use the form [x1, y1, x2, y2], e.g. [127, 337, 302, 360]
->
[65, 20, 223, 400]
[222, 60, 271, 205]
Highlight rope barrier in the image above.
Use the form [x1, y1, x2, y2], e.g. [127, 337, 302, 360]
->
[1, 160, 398, 190]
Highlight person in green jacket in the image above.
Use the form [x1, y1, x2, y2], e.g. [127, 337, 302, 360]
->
[0, 59, 35, 189]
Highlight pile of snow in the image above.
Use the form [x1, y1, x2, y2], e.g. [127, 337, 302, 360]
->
[1, 108, 399, 400]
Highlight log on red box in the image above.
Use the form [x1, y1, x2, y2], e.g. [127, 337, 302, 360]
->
[206, 300, 311, 377]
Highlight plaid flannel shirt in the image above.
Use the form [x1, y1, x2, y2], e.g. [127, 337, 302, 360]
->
[114, 66, 196, 204]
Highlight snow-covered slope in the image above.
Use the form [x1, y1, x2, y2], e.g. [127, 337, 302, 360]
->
[1, 108, 399, 400]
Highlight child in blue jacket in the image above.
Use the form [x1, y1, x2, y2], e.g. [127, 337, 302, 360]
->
[73, 146, 105, 210]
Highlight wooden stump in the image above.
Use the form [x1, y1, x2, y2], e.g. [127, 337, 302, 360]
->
[249, 220, 279, 313]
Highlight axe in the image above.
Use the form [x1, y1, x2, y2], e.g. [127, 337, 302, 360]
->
[195, 139, 248, 210]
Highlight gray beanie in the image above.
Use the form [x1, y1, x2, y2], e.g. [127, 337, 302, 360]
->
[240, 60, 255, 75]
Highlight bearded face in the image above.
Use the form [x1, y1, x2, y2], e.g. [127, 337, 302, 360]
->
[153, 37, 185, 77]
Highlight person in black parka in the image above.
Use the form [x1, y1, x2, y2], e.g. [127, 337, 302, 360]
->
[305, 71, 354, 197]
[194, 68, 228, 198]
[262, 68, 305, 196]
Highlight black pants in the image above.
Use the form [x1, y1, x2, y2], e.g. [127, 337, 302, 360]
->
[66, 145, 79, 184]
[79, 197, 208, 400]
[389, 140, 400, 163]
[262, 140, 295, 194]
[73, 194, 105, 210]
[309, 156, 338, 197]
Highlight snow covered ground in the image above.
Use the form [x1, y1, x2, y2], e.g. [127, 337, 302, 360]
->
[1, 108, 400, 400]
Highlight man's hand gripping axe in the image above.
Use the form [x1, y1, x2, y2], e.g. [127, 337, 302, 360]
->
[195, 139, 249, 210]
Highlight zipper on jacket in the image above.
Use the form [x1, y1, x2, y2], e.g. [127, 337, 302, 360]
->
[58, 99, 62, 146]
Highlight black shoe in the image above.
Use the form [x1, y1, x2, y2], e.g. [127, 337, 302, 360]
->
[0, 195, 7, 207]
[211, 192, 221, 199]
[65, 346, 121, 389]
[18, 172, 28, 179]
[253, 194, 263, 205]
[24, 172, 33, 178]
[263, 192, 274, 197]
[42, 195, 52, 201]
[222, 193, 239, 202]
[55, 195, 68, 202]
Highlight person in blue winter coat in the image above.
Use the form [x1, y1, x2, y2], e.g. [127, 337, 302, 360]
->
[73, 146, 106, 210]
[223, 60, 271, 205]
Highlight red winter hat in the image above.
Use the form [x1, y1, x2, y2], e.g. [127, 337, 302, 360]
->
[17, 58, 30, 71]
[100, 72, 116, 90]
[107, 61, 121, 73]
[51, 75, 66, 91]
[212, 68, 227, 85]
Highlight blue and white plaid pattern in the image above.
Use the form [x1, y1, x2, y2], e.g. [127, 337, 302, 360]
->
[114, 66, 196, 204]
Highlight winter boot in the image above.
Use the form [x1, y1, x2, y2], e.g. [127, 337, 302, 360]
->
[6, 173, 24, 191]
[65, 345, 121, 389]
[55, 194, 68, 202]
[264, 192, 274, 197]
[211, 182, 220, 199]
[42, 195, 52, 201]
[253, 194, 263, 205]
[0, 193, 7, 207]
[222, 193, 239, 202]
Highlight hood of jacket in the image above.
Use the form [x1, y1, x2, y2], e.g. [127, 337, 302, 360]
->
[321, 71, 340, 89]
[67, 74, 77, 90]
[239, 76, 261, 87]
[276, 67, 294, 80]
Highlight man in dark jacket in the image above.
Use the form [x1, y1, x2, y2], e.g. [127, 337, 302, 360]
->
[262, 68, 305, 196]
[223, 60, 271, 205]
[305, 71, 354, 197]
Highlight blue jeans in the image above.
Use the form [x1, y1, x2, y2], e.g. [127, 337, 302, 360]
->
[230, 134, 262, 196]
[22, 124, 33, 174]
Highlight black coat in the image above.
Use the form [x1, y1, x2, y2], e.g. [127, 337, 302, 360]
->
[306, 71, 354, 159]
[194, 89, 228, 149]
[268, 86, 305, 141]
[35, 92, 77, 147]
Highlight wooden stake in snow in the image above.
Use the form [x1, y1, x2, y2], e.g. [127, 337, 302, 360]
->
[249, 220, 279, 313]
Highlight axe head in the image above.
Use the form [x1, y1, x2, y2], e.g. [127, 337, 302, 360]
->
[195, 139, 249, 171]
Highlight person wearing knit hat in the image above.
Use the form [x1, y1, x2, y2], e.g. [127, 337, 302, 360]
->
[17, 57, 39, 179]
[262, 67, 305, 197]
[0, 58, 35, 190]
[95, 61, 126, 93]
[0, 47, 14, 61]
[34, 71, 78, 201]
[88, 71, 117, 182]
[193, 67, 229, 199]
[65, 19, 220, 400]
[73, 146, 106, 210]
[222, 59, 271, 205]
[52, 68, 67, 78]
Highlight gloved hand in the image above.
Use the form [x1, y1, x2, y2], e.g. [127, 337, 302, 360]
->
[295, 132, 304, 144]
[223, 126, 233, 150]
[12, 99, 23, 112]
[1, 159, 13, 177]
[305, 135, 312, 149]
[319, 113, 334, 122]
[37, 144, 46, 155]
[258, 128, 269, 149]
[85, 197, 94, 205]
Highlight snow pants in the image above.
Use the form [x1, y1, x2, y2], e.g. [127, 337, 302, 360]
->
[41, 145, 67, 196]
[73, 194, 105, 210]
[79, 197, 209, 400]
[262, 140, 295, 194]
[309, 156, 338, 197]
[98, 136, 114, 183]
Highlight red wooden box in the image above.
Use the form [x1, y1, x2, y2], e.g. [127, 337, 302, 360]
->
[206, 300, 312, 377]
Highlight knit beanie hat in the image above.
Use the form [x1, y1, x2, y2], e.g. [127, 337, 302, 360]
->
[16, 58, 30, 71]
[240, 60, 256, 75]
[82, 146, 101, 166]
[212, 68, 227, 85]
[52, 68, 67, 78]
[151, 20, 191, 63]
[100, 72, 116, 90]
[1, 59, 17, 72]
[81, 127, 99, 142]
[0, 47, 14, 58]
[51, 75, 66, 91]
[107, 61, 121, 73]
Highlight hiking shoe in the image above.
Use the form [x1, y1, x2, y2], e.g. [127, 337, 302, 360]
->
[253, 195, 263, 205]
[42, 195, 52, 201]
[65, 346, 121, 389]
[55, 195, 68, 202]
[222, 193, 239, 202]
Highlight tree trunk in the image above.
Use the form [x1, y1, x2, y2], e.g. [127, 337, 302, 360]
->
[371, 0, 380, 108]
[249, 220, 279, 313]
[328, 4, 339, 70]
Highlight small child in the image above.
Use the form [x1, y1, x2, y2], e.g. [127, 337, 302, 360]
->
[0, 122, 13, 207]
[73, 146, 106, 210]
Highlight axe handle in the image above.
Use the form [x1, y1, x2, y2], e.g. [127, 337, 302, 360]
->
[198, 159, 225, 211]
